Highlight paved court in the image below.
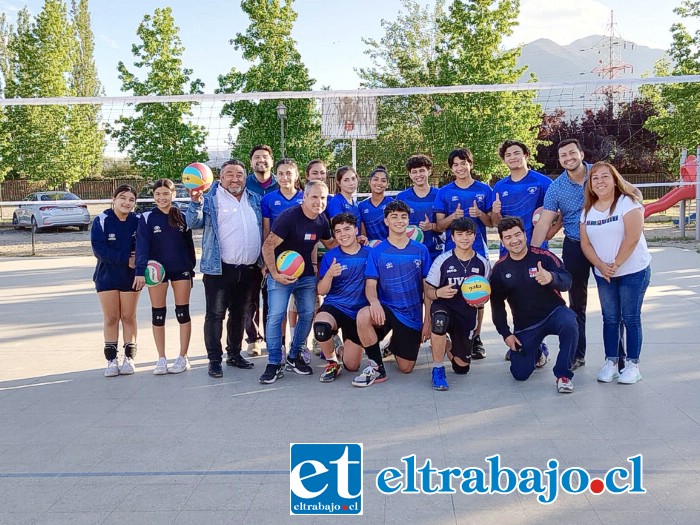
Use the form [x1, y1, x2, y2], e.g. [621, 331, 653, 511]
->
[0, 247, 698, 525]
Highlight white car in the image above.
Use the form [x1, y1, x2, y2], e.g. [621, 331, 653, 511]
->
[12, 191, 91, 233]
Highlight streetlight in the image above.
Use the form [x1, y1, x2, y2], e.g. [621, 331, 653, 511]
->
[276, 101, 287, 159]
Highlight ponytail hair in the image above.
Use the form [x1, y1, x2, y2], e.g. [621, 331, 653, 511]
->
[152, 178, 186, 230]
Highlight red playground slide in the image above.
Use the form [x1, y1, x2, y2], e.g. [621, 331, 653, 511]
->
[644, 155, 698, 218]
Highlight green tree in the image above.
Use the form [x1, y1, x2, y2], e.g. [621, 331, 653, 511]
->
[0, 1, 75, 187]
[218, 0, 323, 164]
[109, 7, 207, 181]
[65, 0, 104, 181]
[643, 1, 700, 164]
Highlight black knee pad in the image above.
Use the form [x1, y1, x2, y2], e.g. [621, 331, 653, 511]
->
[431, 310, 449, 336]
[175, 304, 191, 324]
[152, 307, 167, 327]
[103, 343, 118, 360]
[451, 358, 471, 375]
[124, 342, 137, 358]
[313, 321, 334, 342]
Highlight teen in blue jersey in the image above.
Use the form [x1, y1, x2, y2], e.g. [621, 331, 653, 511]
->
[434, 148, 495, 359]
[326, 166, 361, 224]
[359, 165, 393, 241]
[491, 140, 553, 256]
[396, 155, 444, 261]
[261, 158, 304, 238]
[424, 218, 491, 391]
[314, 213, 371, 382]
[91, 184, 141, 377]
[134, 179, 196, 376]
[354, 200, 432, 387]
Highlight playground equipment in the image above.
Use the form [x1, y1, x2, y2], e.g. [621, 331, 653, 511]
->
[643, 148, 699, 240]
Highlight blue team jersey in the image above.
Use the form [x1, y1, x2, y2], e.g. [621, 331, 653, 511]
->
[365, 239, 431, 330]
[326, 193, 361, 223]
[433, 180, 493, 256]
[358, 195, 393, 240]
[395, 186, 444, 260]
[493, 170, 552, 255]
[261, 189, 304, 226]
[319, 245, 371, 319]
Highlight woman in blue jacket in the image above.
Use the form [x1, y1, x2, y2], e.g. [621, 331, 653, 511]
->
[91, 184, 141, 377]
[134, 179, 196, 376]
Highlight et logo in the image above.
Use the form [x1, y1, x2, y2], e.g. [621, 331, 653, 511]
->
[289, 443, 363, 515]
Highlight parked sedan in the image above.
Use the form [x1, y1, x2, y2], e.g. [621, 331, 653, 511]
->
[134, 182, 191, 215]
[12, 191, 91, 232]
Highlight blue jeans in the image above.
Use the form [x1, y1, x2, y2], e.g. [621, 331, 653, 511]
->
[265, 275, 317, 365]
[594, 266, 651, 362]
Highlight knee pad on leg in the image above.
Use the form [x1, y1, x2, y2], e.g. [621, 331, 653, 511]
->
[313, 321, 334, 342]
[431, 310, 449, 336]
[451, 357, 471, 375]
[124, 342, 137, 358]
[152, 307, 167, 327]
[175, 304, 191, 324]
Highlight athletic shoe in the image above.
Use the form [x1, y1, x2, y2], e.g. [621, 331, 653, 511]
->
[535, 344, 550, 369]
[104, 359, 119, 377]
[571, 357, 586, 370]
[333, 334, 343, 353]
[153, 357, 168, 375]
[246, 341, 262, 357]
[618, 362, 642, 384]
[286, 354, 313, 375]
[119, 356, 135, 375]
[471, 335, 486, 359]
[597, 359, 620, 383]
[557, 377, 574, 394]
[312, 338, 322, 356]
[168, 356, 191, 374]
[380, 339, 392, 358]
[352, 360, 387, 388]
[431, 366, 449, 391]
[226, 354, 254, 369]
[259, 363, 284, 384]
[208, 361, 223, 378]
[504, 348, 512, 361]
[320, 361, 342, 383]
[301, 346, 312, 365]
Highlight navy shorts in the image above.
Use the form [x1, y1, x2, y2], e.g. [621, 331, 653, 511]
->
[317, 303, 361, 346]
[374, 307, 422, 362]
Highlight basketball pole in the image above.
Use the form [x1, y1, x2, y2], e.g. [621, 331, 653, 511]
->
[352, 138, 357, 171]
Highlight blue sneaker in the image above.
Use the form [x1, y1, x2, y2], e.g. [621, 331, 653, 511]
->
[431, 366, 449, 391]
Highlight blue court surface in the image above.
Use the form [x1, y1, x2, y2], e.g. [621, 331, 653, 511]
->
[0, 247, 698, 525]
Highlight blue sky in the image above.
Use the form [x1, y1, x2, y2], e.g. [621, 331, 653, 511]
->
[0, 0, 686, 97]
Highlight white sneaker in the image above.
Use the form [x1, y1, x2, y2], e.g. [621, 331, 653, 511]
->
[119, 356, 135, 375]
[153, 357, 168, 375]
[597, 359, 619, 383]
[246, 341, 262, 357]
[618, 362, 642, 384]
[352, 360, 387, 388]
[168, 356, 191, 374]
[104, 359, 119, 377]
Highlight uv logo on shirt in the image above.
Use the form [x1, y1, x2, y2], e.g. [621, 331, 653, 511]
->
[290, 443, 363, 515]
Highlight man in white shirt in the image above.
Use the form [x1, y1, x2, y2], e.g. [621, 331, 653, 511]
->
[186, 159, 263, 378]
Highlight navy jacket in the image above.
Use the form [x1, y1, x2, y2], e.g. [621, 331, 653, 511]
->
[91, 209, 138, 291]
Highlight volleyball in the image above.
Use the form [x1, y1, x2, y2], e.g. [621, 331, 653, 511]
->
[144, 260, 165, 287]
[405, 225, 424, 243]
[276, 250, 305, 279]
[461, 275, 491, 306]
[182, 162, 213, 191]
[532, 206, 545, 225]
[367, 239, 382, 248]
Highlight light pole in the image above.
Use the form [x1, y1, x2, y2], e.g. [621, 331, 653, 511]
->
[276, 101, 287, 159]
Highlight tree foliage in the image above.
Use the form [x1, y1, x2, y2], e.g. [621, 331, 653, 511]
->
[356, 0, 542, 182]
[643, 0, 700, 164]
[218, 0, 323, 164]
[109, 7, 207, 181]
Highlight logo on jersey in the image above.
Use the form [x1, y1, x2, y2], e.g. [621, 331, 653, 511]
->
[153, 226, 161, 234]
[528, 187, 538, 194]
[451, 196, 460, 202]
[413, 259, 422, 268]
[108, 233, 116, 241]
[305, 233, 317, 241]
[502, 191, 509, 198]
[274, 200, 282, 206]
[528, 267, 538, 278]
[385, 262, 394, 270]
[363, 209, 369, 214]
[475, 194, 485, 203]
[471, 267, 481, 274]
[290, 443, 363, 515]
[447, 266, 457, 274]
[505, 273, 512, 279]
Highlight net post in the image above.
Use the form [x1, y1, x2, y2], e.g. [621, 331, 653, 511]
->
[352, 139, 357, 171]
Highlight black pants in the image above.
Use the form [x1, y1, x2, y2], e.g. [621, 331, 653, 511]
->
[244, 267, 267, 343]
[203, 264, 258, 363]
[562, 237, 625, 362]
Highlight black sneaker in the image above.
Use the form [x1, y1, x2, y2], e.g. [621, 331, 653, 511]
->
[471, 335, 486, 360]
[259, 363, 284, 384]
[286, 355, 313, 375]
[572, 357, 586, 370]
[208, 361, 223, 378]
[226, 353, 254, 369]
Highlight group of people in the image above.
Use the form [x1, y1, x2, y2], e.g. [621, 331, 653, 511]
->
[91, 138, 652, 393]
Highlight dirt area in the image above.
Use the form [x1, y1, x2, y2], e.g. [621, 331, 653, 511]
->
[0, 203, 698, 258]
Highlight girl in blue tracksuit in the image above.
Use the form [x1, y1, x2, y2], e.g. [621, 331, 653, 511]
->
[134, 178, 196, 376]
[91, 184, 141, 377]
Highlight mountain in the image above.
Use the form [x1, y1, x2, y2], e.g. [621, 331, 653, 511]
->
[517, 35, 666, 82]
